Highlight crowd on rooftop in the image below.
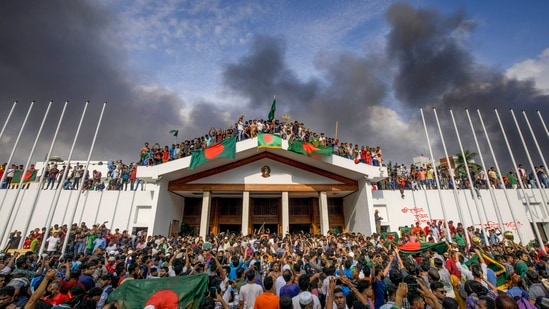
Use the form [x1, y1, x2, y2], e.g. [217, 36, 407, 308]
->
[1, 219, 548, 309]
[137, 116, 384, 167]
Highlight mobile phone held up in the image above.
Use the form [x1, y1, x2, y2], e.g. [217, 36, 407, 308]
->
[210, 287, 217, 298]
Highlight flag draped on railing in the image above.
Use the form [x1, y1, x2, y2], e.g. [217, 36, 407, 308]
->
[288, 140, 332, 157]
[257, 133, 282, 149]
[189, 136, 237, 170]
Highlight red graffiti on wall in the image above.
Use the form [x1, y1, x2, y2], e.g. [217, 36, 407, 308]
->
[474, 220, 523, 231]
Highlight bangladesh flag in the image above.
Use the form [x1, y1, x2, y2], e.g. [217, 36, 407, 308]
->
[23, 169, 37, 183]
[258, 133, 282, 149]
[399, 226, 412, 236]
[189, 136, 237, 170]
[399, 241, 448, 255]
[108, 273, 208, 309]
[267, 98, 276, 121]
[170, 129, 179, 137]
[11, 170, 22, 184]
[465, 253, 509, 287]
[288, 140, 332, 157]
[381, 232, 399, 242]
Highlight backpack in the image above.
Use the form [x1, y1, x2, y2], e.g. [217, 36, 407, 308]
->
[514, 296, 537, 309]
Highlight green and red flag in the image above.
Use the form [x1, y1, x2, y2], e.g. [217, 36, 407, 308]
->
[189, 136, 237, 170]
[288, 140, 332, 157]
[11, 170, 22, 184]
[23, 169, 37, 183]
[465, 253, 509, 287]
[267, 98, 276, 122]
[381, 232, 399, 242]
[108, 273, 208, 309]
[258, 133, 282, 149]
[170, 129, 179, 137]
[398, 241, 448, 255]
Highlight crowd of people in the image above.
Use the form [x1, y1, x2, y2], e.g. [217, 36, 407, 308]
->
[1, 220, 548, 309]
[0, 160, 145, 193]
[137, 117, 384, 167]
[381, 163, 549, 193]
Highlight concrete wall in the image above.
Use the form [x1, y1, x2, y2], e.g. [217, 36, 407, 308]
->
[153, 180, 184, 236]
[344, 178, 373, 234]
[0, 183, 157, 244]
[372, 187, 544, 243]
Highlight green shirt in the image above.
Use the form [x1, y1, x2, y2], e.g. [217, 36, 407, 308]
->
[455, 233, 466, 247]
[516, 260, 528, 278]
[86, 234, 98, 249]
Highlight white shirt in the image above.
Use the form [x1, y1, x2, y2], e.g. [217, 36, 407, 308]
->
[46, 236, 60, 252]
[275, 275, 286, 296]
[240, 282, 263, 309]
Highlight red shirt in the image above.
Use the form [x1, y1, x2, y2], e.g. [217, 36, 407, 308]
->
[43, 292, 71, 305]
[445, 258, 461, 278]
[60, 279, 86, 295]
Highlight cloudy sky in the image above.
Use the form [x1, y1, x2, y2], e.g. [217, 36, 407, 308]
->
[1, 0, 548, 172]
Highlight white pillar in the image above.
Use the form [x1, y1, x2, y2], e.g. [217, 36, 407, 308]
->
[241, 191, 250, 236]
[319, 191, 330, 236]
[282, 192, 289, 236]
[199, 191, 211, 239]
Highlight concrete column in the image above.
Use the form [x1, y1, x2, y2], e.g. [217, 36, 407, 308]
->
[241, 191, 250, 236]
[319, 191, 330, 236]
[199, 191, 211, 239]
[282, 192, 289, 236]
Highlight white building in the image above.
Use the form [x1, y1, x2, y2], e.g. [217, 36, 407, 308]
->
[0, 137, 546, 248]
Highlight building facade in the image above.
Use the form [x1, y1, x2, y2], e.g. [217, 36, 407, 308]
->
[0, 137, 546, 248]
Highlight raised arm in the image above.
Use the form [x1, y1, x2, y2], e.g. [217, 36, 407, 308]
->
[339, 271, 367, 305]
[25, 269, 57, 309]
[325, 277, 336, 309]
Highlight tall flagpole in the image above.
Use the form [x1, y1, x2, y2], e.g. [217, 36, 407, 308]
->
[432, 108, 467, 231]
[465, 109, 506, 232]
[449, 109, 489, 245]
[523, 111, 549, 193]
[477, 109, 522, 243]
[39, 102, 89, 256]
[91, 188, 105, 225]
[537, 111, 549, 139]
[61, 102, 106, 256]
[21, 102, 68, 243]
[495, 109, 544, 252]
[0, 101, 17, 145]
[126, 185, 138, 232]
[110, 190, 122, 230]
[0, 101, 34, 246]
[510, 109, 549, 216]
[419, 108, 450, 241]
[3, 102, 52, 247]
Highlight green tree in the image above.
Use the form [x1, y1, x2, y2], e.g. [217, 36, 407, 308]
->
[455, 150, 482, 176]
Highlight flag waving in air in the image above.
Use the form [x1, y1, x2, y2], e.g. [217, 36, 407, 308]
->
[108, 273, 208, 308]
[267, 98, 276, 122]
[189, 136, 237, 170]
[170, 129, 179, 137]
[398, 241, 448, 255]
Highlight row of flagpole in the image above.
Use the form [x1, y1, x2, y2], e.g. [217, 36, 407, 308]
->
[0, 101, 107, 256]
[2, 102, 549, 252]
[419, 108, 549, 252]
